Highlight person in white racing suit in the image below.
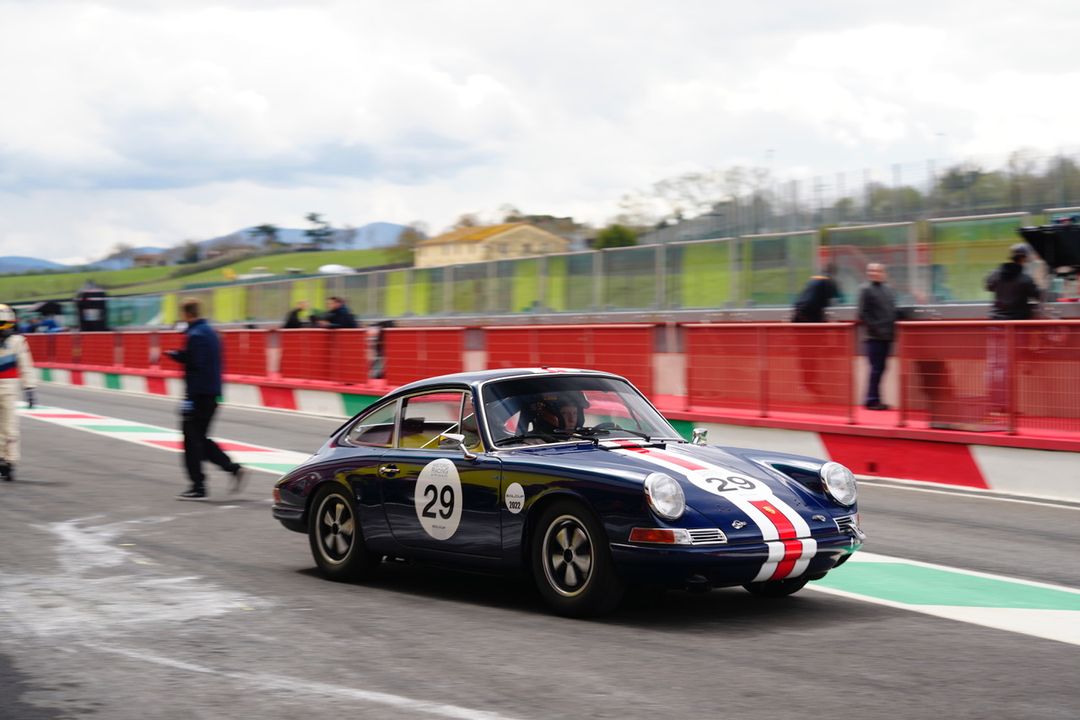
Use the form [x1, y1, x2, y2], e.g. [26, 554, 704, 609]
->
[0, 304, 37, 481]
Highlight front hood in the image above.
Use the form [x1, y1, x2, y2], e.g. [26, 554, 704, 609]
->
[501, 440, 846, 543]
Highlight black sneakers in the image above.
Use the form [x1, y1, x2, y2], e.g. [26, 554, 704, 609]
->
[230, 466, 248, 494]
[0, 462, 12, 482]
[176, 488, 207, 501]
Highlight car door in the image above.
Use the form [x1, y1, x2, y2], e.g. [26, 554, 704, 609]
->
[379, 389, 502, 558]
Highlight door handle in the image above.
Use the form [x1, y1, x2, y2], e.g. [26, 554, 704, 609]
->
[378, 464, 399, 478]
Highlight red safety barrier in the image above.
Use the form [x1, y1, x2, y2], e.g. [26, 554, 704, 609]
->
[221, 330, 268, 378]
[332, 329, 371, 385]
[383, 327, 465, 386]
[120, 332, 153, 369]
[24, 334, 53, 363]
[158, 331, 186, 370]
[685, 323, 854, 421]
[79, 332, 117, 367]
[53, 333, 76, 364]
[278, 329, 336, 382]
[484, 325, 655, 396]
[898, 320, 1080, 435]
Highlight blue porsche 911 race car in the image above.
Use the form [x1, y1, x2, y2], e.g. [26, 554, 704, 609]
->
[272, 368, 864, 616]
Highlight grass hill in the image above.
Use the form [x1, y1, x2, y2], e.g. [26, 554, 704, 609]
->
[0, 247, 411, 303]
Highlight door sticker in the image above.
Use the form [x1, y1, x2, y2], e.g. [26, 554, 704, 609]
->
[504, 482, 525, 514]
[414, 459, 463, 540]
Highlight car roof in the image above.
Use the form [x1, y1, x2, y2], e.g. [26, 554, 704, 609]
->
[391, 367, 623, 395]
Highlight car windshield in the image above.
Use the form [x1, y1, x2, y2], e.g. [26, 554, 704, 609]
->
[480, 374, 680, 448]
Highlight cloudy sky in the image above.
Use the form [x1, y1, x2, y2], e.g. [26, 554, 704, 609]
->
[2, 0, 1078, 263]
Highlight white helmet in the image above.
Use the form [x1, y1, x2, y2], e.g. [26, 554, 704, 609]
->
[0, 304, 15, 330]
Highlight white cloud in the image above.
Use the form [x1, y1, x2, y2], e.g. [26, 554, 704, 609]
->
[1, 0, 1078, 261]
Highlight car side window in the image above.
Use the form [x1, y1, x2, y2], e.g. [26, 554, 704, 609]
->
[346, 401, 398, 447]
[399, 392, 466, 450]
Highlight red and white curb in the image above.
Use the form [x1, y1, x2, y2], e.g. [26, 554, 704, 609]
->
[693, 421, 1080, 503]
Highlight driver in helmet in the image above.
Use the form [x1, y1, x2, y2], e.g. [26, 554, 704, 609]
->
[0, 304, 37, 481]
[527, 392, 588, 436]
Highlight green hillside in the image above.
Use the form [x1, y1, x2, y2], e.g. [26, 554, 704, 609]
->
[0, 248, 411, 303]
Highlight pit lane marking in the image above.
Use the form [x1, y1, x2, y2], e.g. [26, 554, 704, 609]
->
[857, 476, 1080, 511]
[809, 551, 1080, 647]
[79, 643, 519, 720]
[18, 402, 309, 476]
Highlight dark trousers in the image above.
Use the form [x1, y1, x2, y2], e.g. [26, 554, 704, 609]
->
[865, 339, 891, 406]
[182, 395, 236, 490]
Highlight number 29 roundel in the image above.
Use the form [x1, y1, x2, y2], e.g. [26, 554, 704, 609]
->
[414, 459, 463, 540]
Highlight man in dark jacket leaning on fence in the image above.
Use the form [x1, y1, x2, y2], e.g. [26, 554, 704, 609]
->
[858, 263, 898, 411]
[167, 298, 246, 500]
[986, 243, 1040, 320]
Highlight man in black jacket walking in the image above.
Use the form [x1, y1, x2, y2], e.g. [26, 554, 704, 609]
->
[858, 263, 898, 411]
[167, 299, 245, 500]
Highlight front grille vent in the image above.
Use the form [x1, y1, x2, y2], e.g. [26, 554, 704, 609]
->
[834, 515, 859, 535]
[688, 528, 728, 545]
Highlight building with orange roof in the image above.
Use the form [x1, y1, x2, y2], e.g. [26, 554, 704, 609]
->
[414, 223, 571, 268]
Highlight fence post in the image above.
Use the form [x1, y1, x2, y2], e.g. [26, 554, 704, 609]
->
[897, 324, 908, 428]
[759, 325, 769, 418]
[1007, 324, 1018, 435]
[848, 323, 857, 425]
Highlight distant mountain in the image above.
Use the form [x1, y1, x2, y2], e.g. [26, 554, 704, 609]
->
[0, 256, 68, 274]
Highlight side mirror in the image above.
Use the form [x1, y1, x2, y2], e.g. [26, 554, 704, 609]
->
[691, 427, 708, 446]
[440, 432, 477, 461]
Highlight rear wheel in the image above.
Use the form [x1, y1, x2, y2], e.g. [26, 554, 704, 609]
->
[743, 575, 810, 598]
[308, 484, 377, 581]
[531, 500, 624, 617]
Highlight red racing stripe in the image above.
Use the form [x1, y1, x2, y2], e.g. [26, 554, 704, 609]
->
[771, 539, 803, 581]
[749, 499, 797, 539]
[635, 448, 707, 472]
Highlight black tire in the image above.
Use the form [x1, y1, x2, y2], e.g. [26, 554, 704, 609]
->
[530, 500, 624, 617]
[743, 575, 810, 598]
[308, 484, 377, 582]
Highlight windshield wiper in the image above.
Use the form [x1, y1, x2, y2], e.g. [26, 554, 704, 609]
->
[492, 434, 555, 447]
[607, 427, 652, 442]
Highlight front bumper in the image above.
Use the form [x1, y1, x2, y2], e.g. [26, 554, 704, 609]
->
[272, 503, 306, 533]
[609, 533, 862, 588]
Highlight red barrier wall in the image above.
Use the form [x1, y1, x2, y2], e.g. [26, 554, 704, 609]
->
[278, 329, 335, 382]
[383, 327, 465, 386]
[221, 330, 268, 377]
[80, 332, 117, 367]
[24, 334, 52, 363]
[120, 332, 153, 369]
[484, 325, 654, 395]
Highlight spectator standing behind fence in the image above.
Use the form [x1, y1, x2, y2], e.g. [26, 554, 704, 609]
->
[986, 244, 1041, 319]
[282, 299, 310, 329]
[166, 298, 246, 501]
[792, 264, 840, 323]
[317, 296, 357, 329]
[857, 263, 898, 411]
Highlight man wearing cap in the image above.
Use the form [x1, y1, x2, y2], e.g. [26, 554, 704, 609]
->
[986, 244, 1041, 320]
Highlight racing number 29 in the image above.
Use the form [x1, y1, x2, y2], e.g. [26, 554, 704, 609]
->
[422, 484, 455, 519]
[705, 476, 757, 492]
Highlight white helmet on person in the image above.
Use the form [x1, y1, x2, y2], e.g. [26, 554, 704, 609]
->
[0, 304, 15, 331]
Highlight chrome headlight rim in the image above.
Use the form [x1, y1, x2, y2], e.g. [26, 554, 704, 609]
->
[820, 461, 858, 507]
[644, 472, 686, 521]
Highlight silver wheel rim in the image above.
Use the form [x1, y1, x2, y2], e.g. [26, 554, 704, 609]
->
[315, 493, 355, 565]
[541, 514, 594, 598]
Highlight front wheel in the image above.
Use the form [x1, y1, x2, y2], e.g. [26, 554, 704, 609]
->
[743, 575, 810, 598]
[308, 484, 377, 581]
[531, 500, 624, 617]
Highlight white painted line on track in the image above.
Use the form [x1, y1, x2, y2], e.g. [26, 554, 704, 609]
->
[857, 476, 1080, 511]
[79, 643, 519, 720]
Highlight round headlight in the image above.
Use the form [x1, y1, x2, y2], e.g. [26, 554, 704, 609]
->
[644, 472, 686, 520]
[820, 462, 857, 506]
